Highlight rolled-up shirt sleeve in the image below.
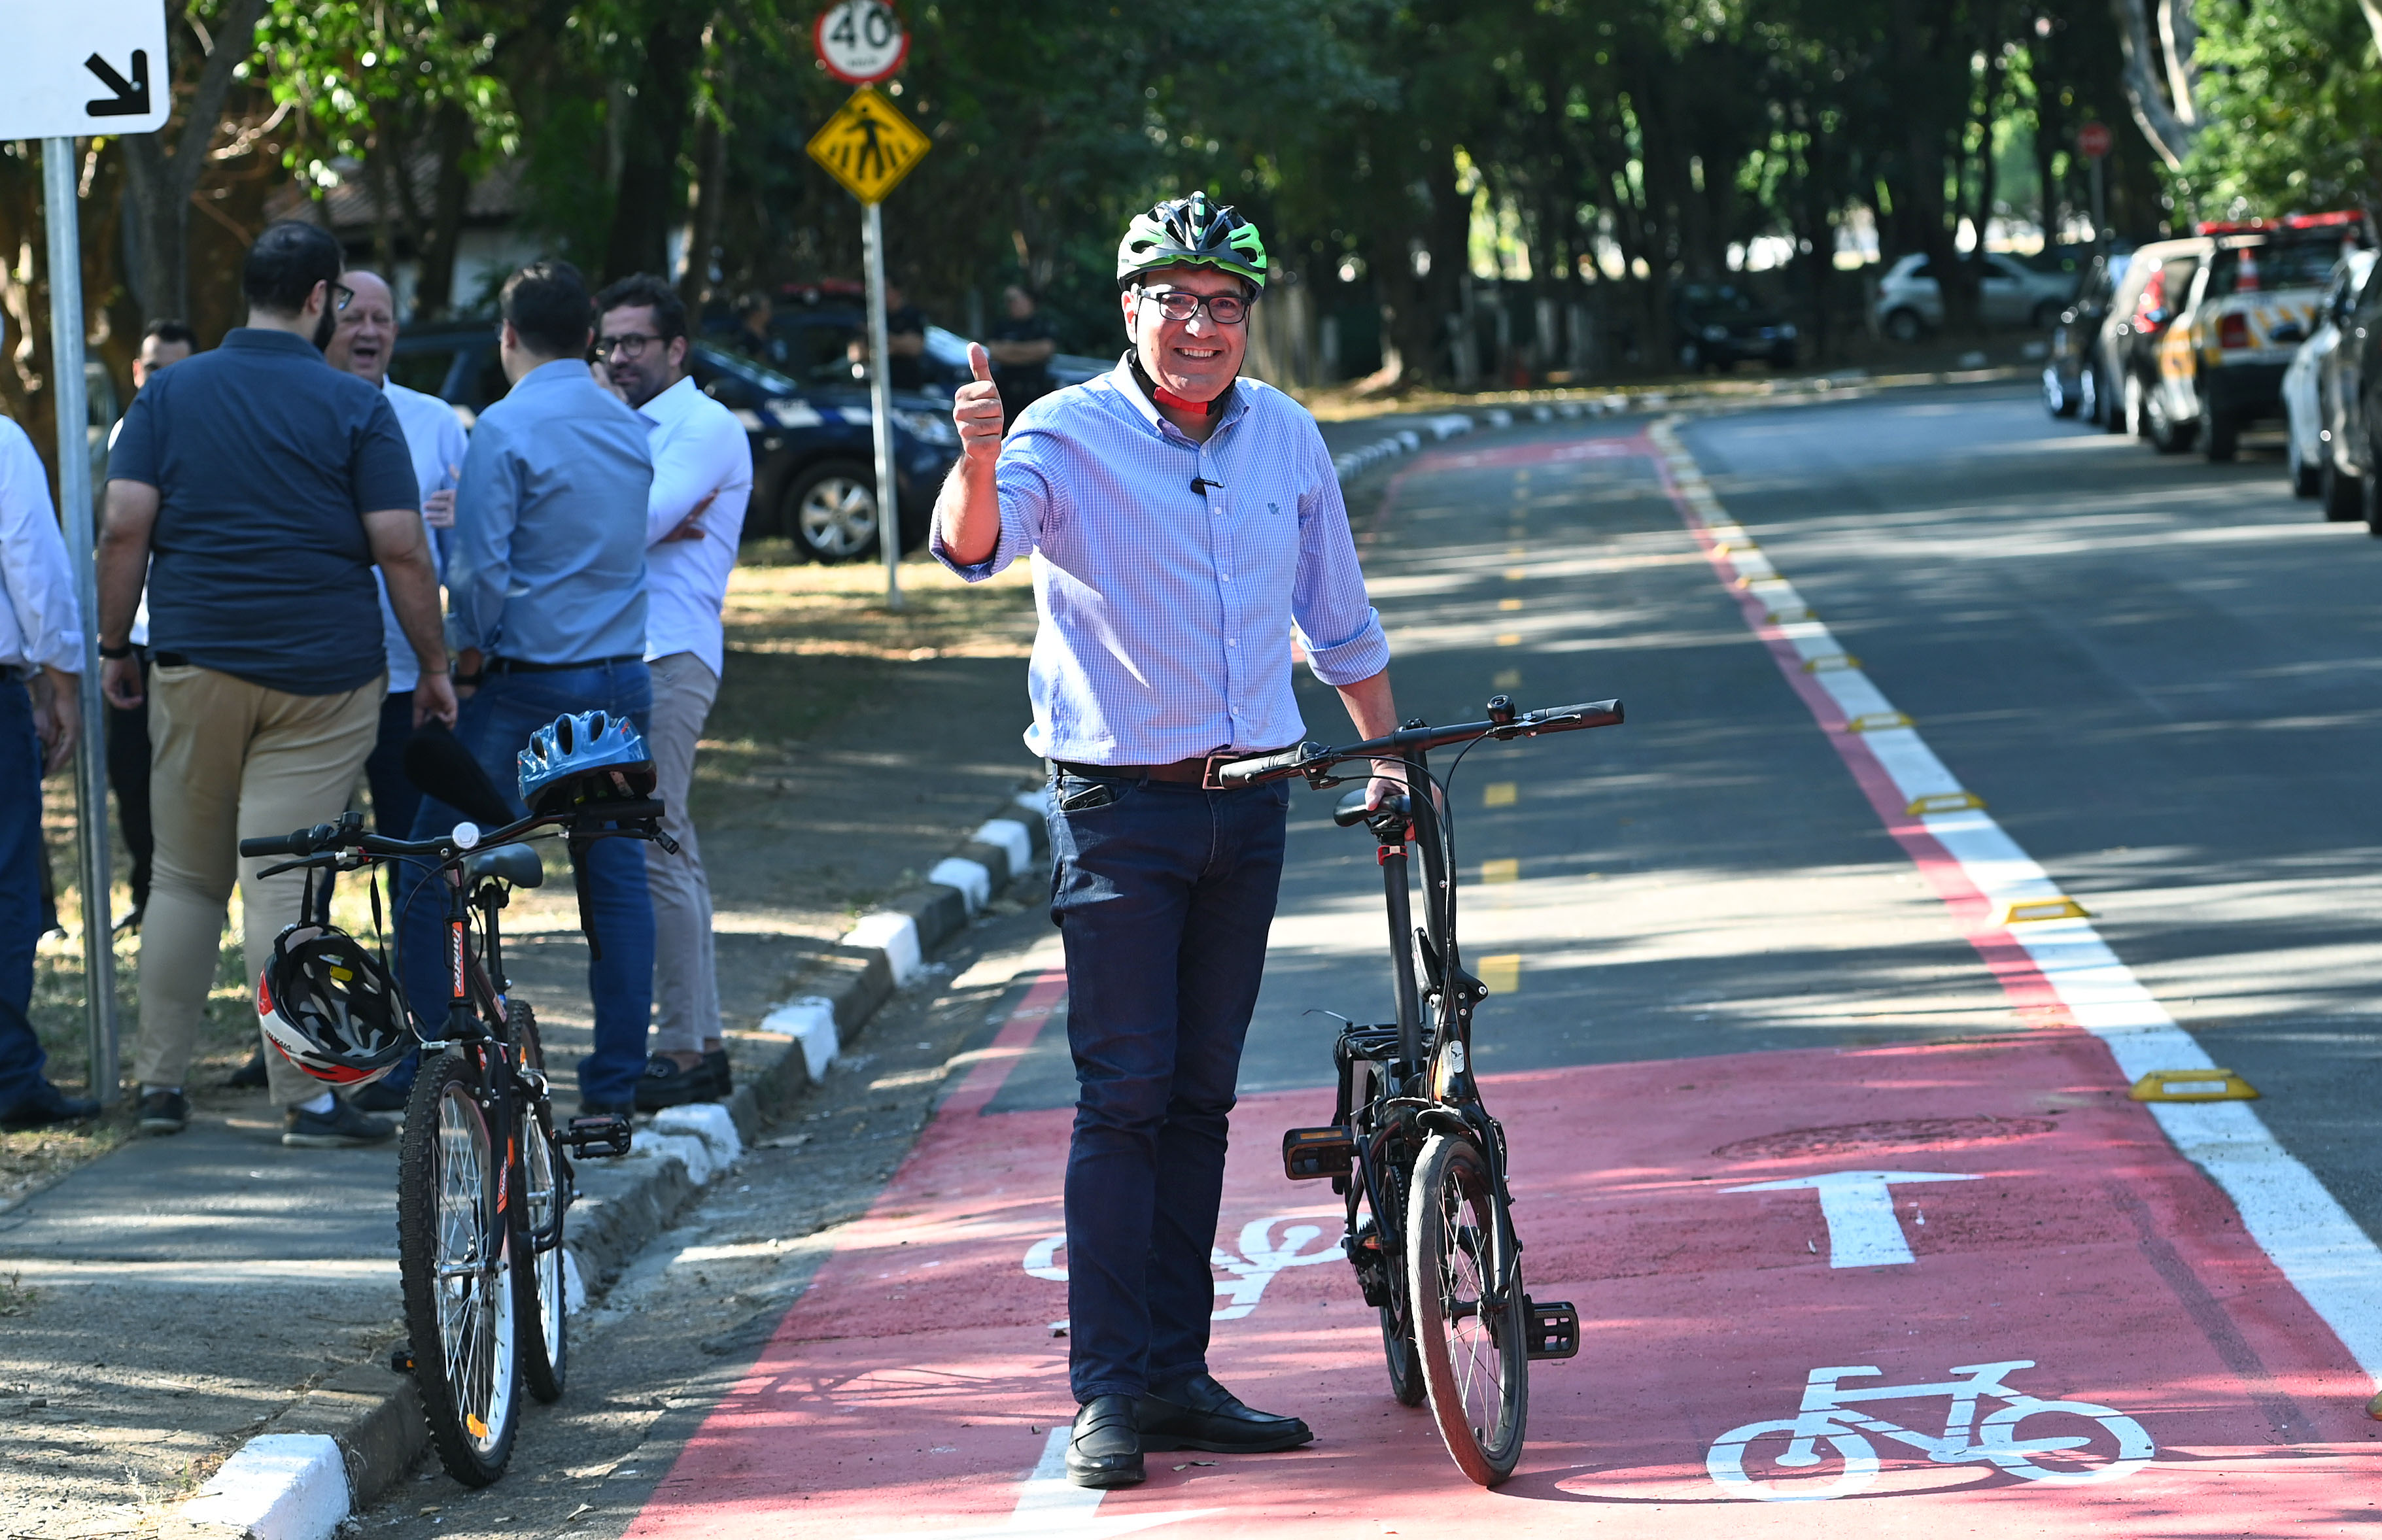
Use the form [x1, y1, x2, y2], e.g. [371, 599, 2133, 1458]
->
[0, 422, 80, 674]
[930, 420, 1059, 581]
[445, 426, 521, 656]
[1291, 439, 1389, 686]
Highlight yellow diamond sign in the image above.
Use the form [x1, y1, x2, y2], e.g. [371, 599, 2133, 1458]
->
[807, 86, 930, 205]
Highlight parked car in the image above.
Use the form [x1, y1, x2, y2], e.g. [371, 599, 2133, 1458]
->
[388, 321, 961, 563]
[2106, 236, 2213, 450]
[715, 286, 1109, 401]
[2323, 239, 2382, 533]
[1873, 250, 2077, 340]
[2280, 247, 2376, 514]
[1671, 282, 1797, 371]
[2041, 245, 2136, 422]
[2144, 213, 2368, 461]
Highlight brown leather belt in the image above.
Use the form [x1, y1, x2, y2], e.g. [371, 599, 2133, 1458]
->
[1052, 749, 1292, 787]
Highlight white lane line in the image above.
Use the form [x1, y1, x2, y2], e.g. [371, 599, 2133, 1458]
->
[1651, 417, 2382, 1394]
[848, 1427, 1221, 1539]
[1722, 1171, 1982, 1267]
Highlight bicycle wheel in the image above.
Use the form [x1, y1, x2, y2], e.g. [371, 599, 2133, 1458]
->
[1406, 1131, 1528, 1485]
[398, 1049, 521, 1486]
[508, 1001, 568, 1403]
[1705, 1419, 1879, 1501]
[1365, 1159, 1426, 1407]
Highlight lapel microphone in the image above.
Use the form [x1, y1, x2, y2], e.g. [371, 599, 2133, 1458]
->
[1190, 476, 1224, 496]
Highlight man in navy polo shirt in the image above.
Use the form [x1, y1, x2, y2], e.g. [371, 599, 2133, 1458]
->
[97, 221, 455, 1148]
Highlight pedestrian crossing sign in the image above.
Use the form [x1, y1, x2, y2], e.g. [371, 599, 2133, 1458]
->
[806, 86, 930, 205]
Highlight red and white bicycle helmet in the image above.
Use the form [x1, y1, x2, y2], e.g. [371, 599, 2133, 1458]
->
[256, 924, 411, 1087]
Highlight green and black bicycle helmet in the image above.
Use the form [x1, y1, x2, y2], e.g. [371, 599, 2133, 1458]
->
[517, 710, 657, 816]
[1116, 193, 1269, 292]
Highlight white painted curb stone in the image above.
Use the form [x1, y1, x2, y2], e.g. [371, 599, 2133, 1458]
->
[843, 911, 923, 985]
[651, 1101, 744, 1166]
[761, 996, 840, 1081]
[1014, 787, 1052, 819]
[974, 817, 1033, 876]
[178, 1433, 347, 1540]
[929, 856, 992, 914]
[629, 1129, 717, 1186]
[562, 1248, 589, 1316]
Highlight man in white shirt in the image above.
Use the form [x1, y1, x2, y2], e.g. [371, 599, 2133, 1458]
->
[592, 275, 751, 1110]
[1, 384, 101, 1129]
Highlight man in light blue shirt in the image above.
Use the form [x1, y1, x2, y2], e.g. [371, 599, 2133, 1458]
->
[397, 260, 657, 1115]
[935, 196, 1399, 1486]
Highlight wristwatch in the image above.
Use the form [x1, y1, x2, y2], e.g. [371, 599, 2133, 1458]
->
[97, 641, 132, 660]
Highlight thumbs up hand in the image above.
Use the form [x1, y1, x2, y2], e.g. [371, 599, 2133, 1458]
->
[954, 341, 1004, 462]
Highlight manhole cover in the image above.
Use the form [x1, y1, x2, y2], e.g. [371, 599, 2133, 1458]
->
[1714, 1116, 2056, 1161]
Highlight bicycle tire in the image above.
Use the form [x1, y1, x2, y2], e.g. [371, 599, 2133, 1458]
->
[398, 1048, 522, 1486]
[1406, 1131, 1528, 1485]
[1978, 1398, 2154, 1484]
[508, 1001, 568, 1403]
[1368, 1160, 1426, 1407]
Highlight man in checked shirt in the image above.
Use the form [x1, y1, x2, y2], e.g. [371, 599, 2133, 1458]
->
[935, 194, 1401, 1488]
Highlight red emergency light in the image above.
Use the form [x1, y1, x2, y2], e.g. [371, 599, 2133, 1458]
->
[2196, 210, 2364, 235]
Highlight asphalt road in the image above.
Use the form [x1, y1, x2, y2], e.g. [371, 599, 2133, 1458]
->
[356, 383, 2382, 1535]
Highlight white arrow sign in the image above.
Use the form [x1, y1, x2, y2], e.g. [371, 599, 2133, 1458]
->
[1, 2, 171, 139]
[1722, 1169, 1980, 1267]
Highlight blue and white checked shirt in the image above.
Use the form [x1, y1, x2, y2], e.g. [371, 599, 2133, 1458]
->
[933, 357, 1389, 764]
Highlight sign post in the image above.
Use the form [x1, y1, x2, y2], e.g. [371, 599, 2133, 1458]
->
[2078, 122, 2112, 248]
[4, 4, 173, 1106]
[807, 3, 926, 610]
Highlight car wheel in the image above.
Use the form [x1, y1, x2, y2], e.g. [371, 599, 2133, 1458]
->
[784, 459, 884, 563]
[2078, 366, 2099, 424]
[2205, 410, 2239, 462]
[2288, 435, 2322, 497]
[2041, 366, 2074, 419]
[2322, 454, 2364, 521]
[2362, 460, 2382, 538]
[2145, 387, 2196, 453]
[1884, 309, 1924, 344]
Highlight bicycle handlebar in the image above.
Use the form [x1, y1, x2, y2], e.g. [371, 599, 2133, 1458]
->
[1211, 696, 1623, 787]
[238, 799, 670, 866]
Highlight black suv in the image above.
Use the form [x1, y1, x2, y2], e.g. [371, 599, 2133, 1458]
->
[1671, 283, 1797, 371]
[388, 322, 961, 562]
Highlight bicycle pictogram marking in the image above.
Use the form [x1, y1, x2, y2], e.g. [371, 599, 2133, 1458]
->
[1707, 1358, 2154, 1502]
[1022, 1212, 1340, 1325]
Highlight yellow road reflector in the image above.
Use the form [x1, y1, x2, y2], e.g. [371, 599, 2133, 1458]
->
[1484, 782, 1517, 808]
[1479, 954, 1521, 995]
[1482, 858, 1520, 883]
[1507, 545, 1528, 558]
[1714, 539, 1760, 556]
[1905, 791, 1986, 816]
[1736, 574, 1789, 590]
[2129, 1068, 2258, 1103]
[1803, 654, 1861, 673]
[1493, 668, 1521, 689]
[2003, 897, 2091, 925]
[1496, 632, 1522, 647]
[1504, 567, 1527, 582]
[1845, 711, 1913, 733]
[1765, 607, 1816, 625]
[1498, 598, 1523, 612]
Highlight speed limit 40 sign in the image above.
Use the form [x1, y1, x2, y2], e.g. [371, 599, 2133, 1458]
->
[815, 1, 908, 84]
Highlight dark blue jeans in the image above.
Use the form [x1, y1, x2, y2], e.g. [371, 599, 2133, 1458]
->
[1048, 768, 1291, 1403]
[0, 683, 54, 1111]
[394, 663, 654, 1108]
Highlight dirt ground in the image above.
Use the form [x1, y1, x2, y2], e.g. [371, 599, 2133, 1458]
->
[12, 540, 1037, 1213]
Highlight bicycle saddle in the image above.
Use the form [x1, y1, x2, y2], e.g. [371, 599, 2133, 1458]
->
[1334, 788, 1410, 829]
[462, 842, 545, 889]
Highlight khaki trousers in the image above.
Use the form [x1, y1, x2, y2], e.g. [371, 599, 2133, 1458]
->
[131, 662, 384, 1106]
[644, 652, 720, 1055]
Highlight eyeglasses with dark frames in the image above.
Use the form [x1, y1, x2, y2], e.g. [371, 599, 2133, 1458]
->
[332, 282, 356, 313]
[1135, 288, 1251, 326]
[595, 333, 662, 358]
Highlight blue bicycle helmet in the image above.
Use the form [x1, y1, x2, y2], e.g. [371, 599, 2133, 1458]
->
[517, 711, 657, 815]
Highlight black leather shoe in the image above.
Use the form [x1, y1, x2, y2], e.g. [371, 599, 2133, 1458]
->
[702, 1048, 734, 1099]
[1065, 1394, 1145, 1488]
[1137, 1373, 1313, 1453]
[634, 1055, 714, 1112]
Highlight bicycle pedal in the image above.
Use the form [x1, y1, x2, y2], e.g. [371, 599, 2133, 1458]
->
[1282, 1125, 1356, 1181]
[563, 1113, 634, 1158]
[390, 1342, 415, 1376]
[1526, 1297, 1580, 1360]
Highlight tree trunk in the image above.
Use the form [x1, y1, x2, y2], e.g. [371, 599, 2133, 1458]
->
[679, 42, 730, 311]
[412, 105, 473, 318]
[2111, 0, 2198, 169]
[602, 11, 706, 283]
[117, 0, 267, 326]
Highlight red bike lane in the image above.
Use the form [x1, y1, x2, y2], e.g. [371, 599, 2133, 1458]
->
[623, 967, 2375, 1537]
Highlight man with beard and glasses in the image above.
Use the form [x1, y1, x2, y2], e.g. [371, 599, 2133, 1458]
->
[591, 273, 750, 1111]
[96, 220, 456, 1148]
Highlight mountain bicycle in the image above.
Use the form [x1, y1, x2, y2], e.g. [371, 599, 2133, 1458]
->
[1215, 693, 1623, 1487]
[239, 779, 662, 1486]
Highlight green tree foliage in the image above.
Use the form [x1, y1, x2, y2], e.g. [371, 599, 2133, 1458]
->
[2187, 0, 2382, 216]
